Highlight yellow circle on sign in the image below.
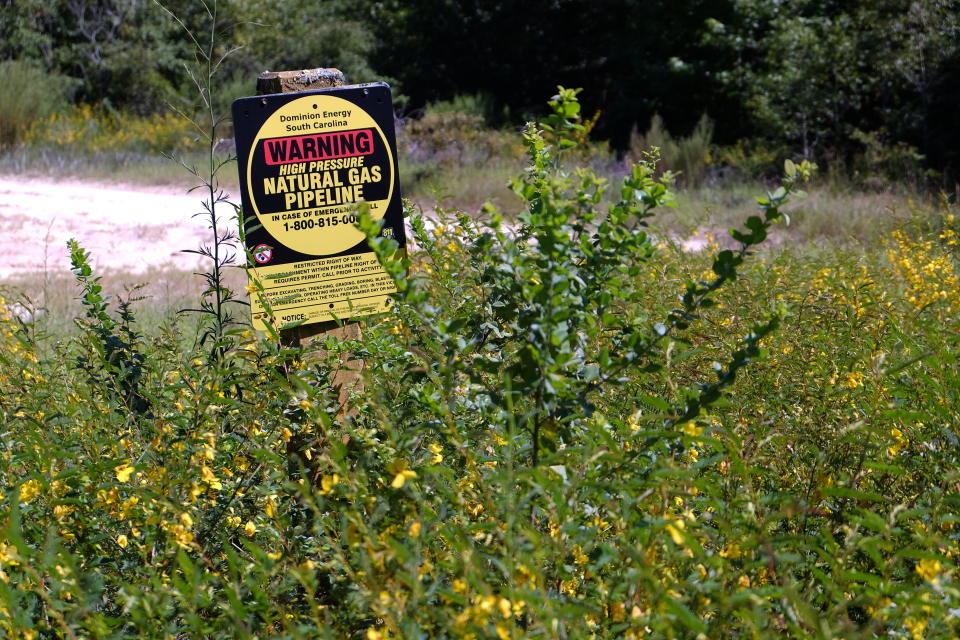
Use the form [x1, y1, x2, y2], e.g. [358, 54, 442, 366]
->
[245, 94, 394, 256]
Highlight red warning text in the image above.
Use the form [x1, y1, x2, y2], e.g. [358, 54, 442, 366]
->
[263, 128, 375, 166]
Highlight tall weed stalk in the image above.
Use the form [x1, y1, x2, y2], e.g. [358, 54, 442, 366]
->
[156, 0, 243, 360]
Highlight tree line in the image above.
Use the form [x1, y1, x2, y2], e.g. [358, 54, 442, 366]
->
[2, 0, 958, 181]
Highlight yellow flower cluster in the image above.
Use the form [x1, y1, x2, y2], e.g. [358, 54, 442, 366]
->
[452, 593, 526, 638]
[915, 557, 942, 583]
[888, 427, 909, 456]
[887, 229, 960, 316]
[23, 104, 193, 153]
[940, 214, 958, 247]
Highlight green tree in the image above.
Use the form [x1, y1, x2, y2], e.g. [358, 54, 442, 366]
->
[0, 0, 213, 114]
[230, 0, 378, 84]
[707, 0, 960, 172]
[366, 0, 734, 145]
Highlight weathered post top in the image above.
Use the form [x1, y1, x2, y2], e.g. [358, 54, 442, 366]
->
[255, 68, 345, 95]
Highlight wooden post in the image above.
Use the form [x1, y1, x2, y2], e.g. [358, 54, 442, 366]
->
[256, 68, 345, 95]
[257, 68, 364, 416]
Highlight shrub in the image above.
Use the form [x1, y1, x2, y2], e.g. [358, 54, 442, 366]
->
[22, 104, 193, 154]
[630, 113, 714, 185]
[1, 88, 959, 639]
[851, 128, 930, 189]
[399, 110, 520, 168]
[0, 59, 71, 148]
[397, 107, 522, 204]
[425, 93, 500, 121]
[716, 138, 787, 180]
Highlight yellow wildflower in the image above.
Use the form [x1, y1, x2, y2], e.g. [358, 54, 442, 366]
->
[888, 428, 909, 456]
[0, 543, 20, 566]
[244, 521, 257, 536]
[680, 422, 703, 437]
[115, 465, 135, 483]
[915, 558, 942, 582]
[388, 460, 417, 488]
[19, 478, 41, 503]
[842, 370, 863, 388]
[392, 469, 417, 488]
[201, 466, 222, 490]
[665, 519, 686, 545]
[572, 544, 589, 565]
[905, 617, 927, 640]
[318, 474, 339, 495]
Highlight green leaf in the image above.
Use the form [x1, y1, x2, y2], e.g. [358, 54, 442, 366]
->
[821, 487, 884, 502]
[664, 598, 707, 633]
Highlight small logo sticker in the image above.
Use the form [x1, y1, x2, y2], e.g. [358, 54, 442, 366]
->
[253, 244, 273, 264]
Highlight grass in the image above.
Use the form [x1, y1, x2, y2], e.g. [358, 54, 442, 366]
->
[0, 147, 233, 189]
[0, 265, 246, 342]
[401, 156, 522, 211]
[668, 181, 932, 246]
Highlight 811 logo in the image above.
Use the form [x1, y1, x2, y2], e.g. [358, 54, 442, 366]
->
[253, 244, 273, 264]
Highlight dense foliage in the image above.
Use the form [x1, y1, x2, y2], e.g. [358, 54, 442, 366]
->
[1, 90, 959, 639]
[2, 0, 959, 178]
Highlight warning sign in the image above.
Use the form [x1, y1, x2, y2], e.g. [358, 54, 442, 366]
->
[232, 83, 405, 331]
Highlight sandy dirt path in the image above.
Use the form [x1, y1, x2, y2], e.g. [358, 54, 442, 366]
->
[0, 176, 721, 282]
[0, 177, 238, 279]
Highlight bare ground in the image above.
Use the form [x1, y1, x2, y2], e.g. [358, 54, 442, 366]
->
[0, 176, 237, 279]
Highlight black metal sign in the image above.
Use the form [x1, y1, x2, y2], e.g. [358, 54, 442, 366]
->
[232, 83, 405, 330]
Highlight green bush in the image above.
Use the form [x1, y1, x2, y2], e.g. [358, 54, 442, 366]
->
[0, 59, 70, 148]
[630, 113, 714, 185]
[398, 107, 522, 204]
[425, 93, 501, 121]
[850, 128, 930, 189]
[1, 89, 959, 639]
